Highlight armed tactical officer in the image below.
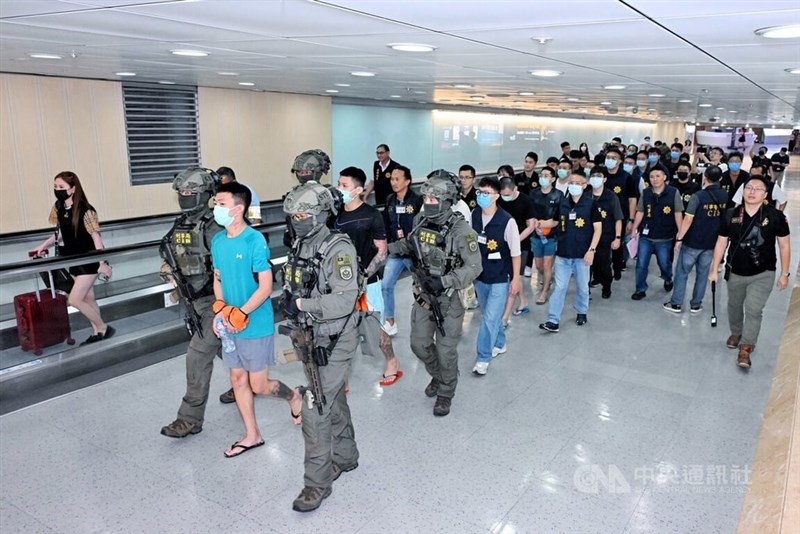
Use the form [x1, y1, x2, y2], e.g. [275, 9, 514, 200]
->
[284, 149, 332, 247]
[388, 172, 482, 417]
[160, 167, 229, 438]
[280, 182, 360, 513]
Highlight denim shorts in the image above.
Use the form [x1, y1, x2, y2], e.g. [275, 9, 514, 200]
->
[531, 235, 558, 257]
[223, 335, 275, 372]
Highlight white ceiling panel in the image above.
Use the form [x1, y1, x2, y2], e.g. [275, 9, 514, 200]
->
[0, 0, 797, 124]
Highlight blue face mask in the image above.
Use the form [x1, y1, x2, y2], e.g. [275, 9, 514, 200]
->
[538, 177, 551, 188]
[636, 160, 647, 169]
[623, 163, 635, 173]
[338, 188, 355, 205]
[729, 162, 741, 172]
[557, 168, 569, 179]
[568, 184, 584, 197]
[670, 150, 681, 159]
[605, 158, 618, 170]
[213, 205, 234, 227]
[589, 176, 604, 189]
[648, 154, 658, 164]
[476, 192, 493, 209]
[500, 194, 514, 202]
[583, 168, 591, 177]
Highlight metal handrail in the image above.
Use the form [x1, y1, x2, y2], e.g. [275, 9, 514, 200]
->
[0, 220, 289, 279]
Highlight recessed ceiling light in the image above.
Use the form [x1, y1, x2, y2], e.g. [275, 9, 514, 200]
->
[754, 24, 800, 39]
[334, 83, 351, 87]
[530, 70, 562, 77]
[785, 68, 800, 74]
[514, 100, 526, 104]
[603, 85, 626, 90]
[115, 72, 136, 76]
[664, 110, 672, 113]
[600, 101, 612, 105]
[745, 123, 750, 128]
[28, 53, 62, 59]
[218, 72, 239, 76]
[158, 81, 176, 85]
[647, 108, 656, 111]
[238, 82, 255, 86]
[566, 97, 580, 102]
[453, 84, 473, 89]
[470, 95, 485, 100]
[388, 43, 437, 52]
[729, 110, 738, 113]
[678, 99, 692, 103]
[390, 95, 402, 98]
[648, 93, 665, 97]
[716, 107, 725, 110]
[350, 71, 375, 77]
[170, 49, 209, 57]
[325, 89, 339, 93]
[698, 103, 712, 107]
[531, 37, 553, 45]
[518, 91, 535, 96]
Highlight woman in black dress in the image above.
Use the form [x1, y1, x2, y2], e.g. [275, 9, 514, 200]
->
[31, 171, 114, 344]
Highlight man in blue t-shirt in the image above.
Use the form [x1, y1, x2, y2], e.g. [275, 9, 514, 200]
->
[211, 182, 302, 458]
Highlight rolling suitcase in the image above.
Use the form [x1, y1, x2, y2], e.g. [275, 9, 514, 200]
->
[14, 270, 75, 355]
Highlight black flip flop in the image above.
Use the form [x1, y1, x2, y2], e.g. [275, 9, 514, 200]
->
[223, 440, 265, 458]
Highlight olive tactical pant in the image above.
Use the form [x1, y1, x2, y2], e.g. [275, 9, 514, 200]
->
[176, 298, 221, 425]
[302, 329, 359, 489]
[409, 294, 465, 399]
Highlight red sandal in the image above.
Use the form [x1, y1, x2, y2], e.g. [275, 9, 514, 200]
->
[379, 369, 404, 387]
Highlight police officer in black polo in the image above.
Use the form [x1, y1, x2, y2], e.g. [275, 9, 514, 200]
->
[631, 168, 684, 300]
[673, 161, 700, 211]
[382, 164, 423, 335]
[587, 166, 623, 299]
[458, 164, 478, 211]
[539, 172, 602, 332]
[664, 166, 726, 314]
[602, 147, 637, 280]
[719, 151, 749, 208]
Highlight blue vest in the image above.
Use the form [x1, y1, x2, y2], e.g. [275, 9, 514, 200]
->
[641, 186, 678, 240]
[556, 190, 596, 259]
[683, 184, 726, 250]
[471, 208, 513, 284]
[386, 189, 421, 243]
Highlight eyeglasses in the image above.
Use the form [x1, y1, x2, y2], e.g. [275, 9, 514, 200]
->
[743, 185, 767, 193]
[459, 176, 474, 181]
[476, 191, 495, 197]
[376, 150, 387, 155]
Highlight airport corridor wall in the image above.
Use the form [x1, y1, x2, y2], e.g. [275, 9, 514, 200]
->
[0, 73, 332, 234]
[331, 103, 677, 179]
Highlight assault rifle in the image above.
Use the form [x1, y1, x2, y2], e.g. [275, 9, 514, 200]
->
[159, 224, 204, 338]
[410, 234, 447, 337]
[278, 319, 327, 415]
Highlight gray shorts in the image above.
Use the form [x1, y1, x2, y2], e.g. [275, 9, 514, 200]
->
[223, 335, 275, 372]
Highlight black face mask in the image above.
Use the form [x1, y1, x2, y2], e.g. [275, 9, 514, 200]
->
[178, 192, 210, 212]
[676, 172, 689, 181]
[54, 189, 70, 202]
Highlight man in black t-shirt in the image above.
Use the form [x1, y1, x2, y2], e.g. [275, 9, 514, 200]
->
[710, 174, 791, 369]
[770, 147, 790, 185]
[497, 177, 536, 325]
[458, 164, 478, 211]
[513, 151, 539, 195]
[673, 161, 700, 211]
[335, 167, 403, 386]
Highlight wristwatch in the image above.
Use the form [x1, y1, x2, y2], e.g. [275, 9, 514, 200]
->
[589, 247, 596, 252]
[615, 235, 621, 239]
[780, 272, 791, 277]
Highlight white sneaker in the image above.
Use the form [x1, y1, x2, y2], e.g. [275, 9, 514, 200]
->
[382, 321, 398, 336]
[523, 266, 532, 277]
[472, 361, 489, 375]
[492, 345, 507, 358]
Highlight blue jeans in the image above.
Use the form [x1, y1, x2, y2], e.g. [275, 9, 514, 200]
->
[548, 256, 590, 324]
[635, 237, 673, 292]
[473, 280, 509, 362]
[381, 255, 414, 320]
[670, 245, 713, 308]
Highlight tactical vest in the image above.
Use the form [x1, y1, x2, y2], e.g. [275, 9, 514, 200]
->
[592, 189, 619, 240]
[166, 213, 219, 295]
[386, 190, 421, 243]
[556, 191, 596, 259]
[472, 208, 513, 284]
[283, 230, 360, 337]
[641, 186, 678, 240]
[683, 185, 725, 250]
[409, 213, 463, 277]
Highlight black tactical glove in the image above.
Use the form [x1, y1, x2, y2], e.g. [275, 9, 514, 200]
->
[421, 275, 445, 295]
[282, 291, 301, 320]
